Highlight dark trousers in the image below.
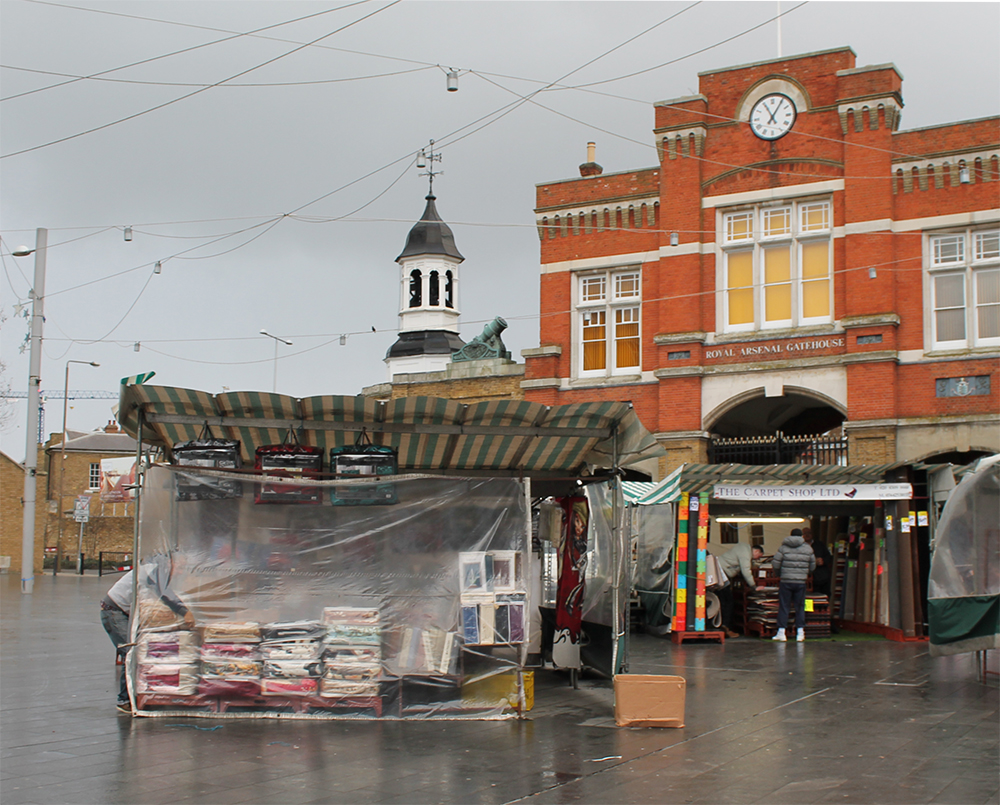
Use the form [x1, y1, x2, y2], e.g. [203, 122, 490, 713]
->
[717, 584, 735, 631]
[776, 582, 806, 632]
[101, 607, 130, 702]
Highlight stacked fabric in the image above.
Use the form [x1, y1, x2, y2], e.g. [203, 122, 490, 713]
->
[199, 623, 262, 697]
[260, 621, 324, 696]
[136, 632, 200, 695]
[321, 608, 382, 698]
[137, 664, 199, 695]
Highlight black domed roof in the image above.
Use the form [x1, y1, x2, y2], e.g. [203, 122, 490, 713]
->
[396, 195, 464, 262]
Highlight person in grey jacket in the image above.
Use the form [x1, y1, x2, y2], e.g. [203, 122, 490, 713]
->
[771, 528, 816, 642]
[715, 543, 764, 637]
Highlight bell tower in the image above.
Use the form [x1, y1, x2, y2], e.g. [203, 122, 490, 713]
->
[385, 192, 466, 376]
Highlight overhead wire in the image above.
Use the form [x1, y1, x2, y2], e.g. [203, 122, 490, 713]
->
[0, 0, 403, 159]
[1, 62, 436, 91]
[1, 0, 377, 102]
[19, 0, 439, 68]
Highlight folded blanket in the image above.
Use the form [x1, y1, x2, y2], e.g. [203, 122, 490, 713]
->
[137, 663, 199, 695]
[200, 643, 260, 660]
[201, 622, 261, 642]
[197, 677, 262, 698]
[261, 677, 318, 696]
[323, 647, 380, 663]
[139, 643, 199, 663]
[259, 621, 325, 641]
[201, 659, 262, 677]
[260, 639, 323, 660]
[324, 625, 381, 645]
[322, 607, 380, 625]
[263, 659, 322, 679]
[320, 680, 379, 698]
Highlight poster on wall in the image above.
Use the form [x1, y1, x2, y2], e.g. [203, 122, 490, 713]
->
[100, 457, 136, 502]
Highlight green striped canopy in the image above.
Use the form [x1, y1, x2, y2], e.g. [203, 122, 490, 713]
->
[117, 385, 664, 477]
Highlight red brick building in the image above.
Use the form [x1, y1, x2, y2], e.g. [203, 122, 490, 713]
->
[523, 47, 999, 476]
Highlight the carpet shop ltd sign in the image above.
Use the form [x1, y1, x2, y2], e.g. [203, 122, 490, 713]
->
[713, 484, 914, 502]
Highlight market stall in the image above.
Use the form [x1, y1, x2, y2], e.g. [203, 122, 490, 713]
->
[617, 462, 952, 641]
[116, 386, 663, 719]
[928, 454, 999, 657]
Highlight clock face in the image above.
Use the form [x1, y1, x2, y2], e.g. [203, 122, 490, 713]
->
[750, 94, 797, 140]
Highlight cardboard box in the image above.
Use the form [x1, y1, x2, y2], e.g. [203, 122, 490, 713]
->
[461, 670, 534, 712]
[613, 674, 685, 728]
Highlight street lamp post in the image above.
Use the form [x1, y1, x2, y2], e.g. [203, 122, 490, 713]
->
[259, 330, 292, 393]
[57, 360, 100, 576]
[13, 229, 46, 594]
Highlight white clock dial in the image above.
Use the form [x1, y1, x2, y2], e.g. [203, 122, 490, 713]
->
[749, 94, 797, 140]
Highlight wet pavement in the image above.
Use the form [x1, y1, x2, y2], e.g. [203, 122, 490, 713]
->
[1, 572, 997, 805]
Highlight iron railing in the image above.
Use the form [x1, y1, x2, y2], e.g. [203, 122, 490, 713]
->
[708, 432, 848, 466]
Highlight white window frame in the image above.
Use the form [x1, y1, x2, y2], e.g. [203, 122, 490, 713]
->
[576, 267, 641, 377]
[927, 227, 1000, 350]
[718, 199, 833, 333]
[89, 463, 101, 490]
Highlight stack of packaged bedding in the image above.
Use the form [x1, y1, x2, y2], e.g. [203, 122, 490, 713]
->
[136, 631, 201, 695]
[198, 622, 262, 697]
[259, 621, 325, 696]
[321, 608, 382, 698]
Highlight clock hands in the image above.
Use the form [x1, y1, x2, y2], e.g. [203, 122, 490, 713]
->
[765, 99, 780, 125]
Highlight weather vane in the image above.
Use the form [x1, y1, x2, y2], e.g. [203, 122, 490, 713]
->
[416, 139, 443, 196]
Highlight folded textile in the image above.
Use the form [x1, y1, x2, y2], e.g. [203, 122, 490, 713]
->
[260, 639, 323, 660]
[263, 659, 322, 679]
[323, 647, 380, 663]
[201, 659, 262, 677]
[261, 677, 318, 696]
[197, 677, 262, 698]
[322, 607, 380, 625]
[324, 625, 381, 645]
[137, 663, 199, 695]
[260, 621, 325, 641]
[200, 643, 260, 660]
[139, 643, 199, 663]
[322, 661, 380, 682]
[320, 680, 379, 698]
[201, 622, 261, 642]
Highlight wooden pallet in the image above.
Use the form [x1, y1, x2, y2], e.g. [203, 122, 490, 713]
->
[670, 630, 725, 645]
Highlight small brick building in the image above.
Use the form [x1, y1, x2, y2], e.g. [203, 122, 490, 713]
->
[524, 47, 999, 475]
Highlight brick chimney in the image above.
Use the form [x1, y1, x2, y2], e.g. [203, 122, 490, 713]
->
[579, 141, 603, 177]
[104, 420, 120, 433]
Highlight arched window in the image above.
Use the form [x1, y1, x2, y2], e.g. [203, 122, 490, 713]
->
[445, 271, 454, 308]
[429, 270, 440, 306]
[409, 269, 422, 307]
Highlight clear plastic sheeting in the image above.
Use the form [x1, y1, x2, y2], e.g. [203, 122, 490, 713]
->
[928, 455, 1000, 656]
[631, 503, 676, 633]
[127, 465, 531, 719]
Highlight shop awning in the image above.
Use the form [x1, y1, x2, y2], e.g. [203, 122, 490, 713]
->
[117, 386, 665, 478]
[625, 461, 950, 505]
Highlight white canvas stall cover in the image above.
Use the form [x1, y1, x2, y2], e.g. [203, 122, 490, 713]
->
[126, 466, 531, 719]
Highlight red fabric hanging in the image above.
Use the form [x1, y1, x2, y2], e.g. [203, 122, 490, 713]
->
[555, 496, 589, 639]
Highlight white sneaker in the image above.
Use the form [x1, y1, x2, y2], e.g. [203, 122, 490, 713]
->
[796, 628, 805, 642]
[772, 631, 786, 642]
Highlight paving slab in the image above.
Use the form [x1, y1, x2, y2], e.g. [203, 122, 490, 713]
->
[1, 574, 997, 805]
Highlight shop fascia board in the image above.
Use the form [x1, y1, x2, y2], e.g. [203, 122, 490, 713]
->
[140, 412, 613, 440]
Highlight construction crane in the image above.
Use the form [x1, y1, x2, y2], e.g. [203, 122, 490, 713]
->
[1, 390, 119, 443]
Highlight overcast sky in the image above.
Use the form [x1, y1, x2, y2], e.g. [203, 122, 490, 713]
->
[2, 0, 998, 459]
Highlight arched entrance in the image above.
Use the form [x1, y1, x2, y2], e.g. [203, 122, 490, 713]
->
[706, 389, 846, 465]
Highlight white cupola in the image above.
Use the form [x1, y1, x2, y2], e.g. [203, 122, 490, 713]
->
[385, 193, 466, 376]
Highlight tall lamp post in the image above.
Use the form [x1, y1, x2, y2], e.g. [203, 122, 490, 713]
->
[12, 229, 46, 594]
[260, 330, 292, 393]
[57, 360, 100, 576]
